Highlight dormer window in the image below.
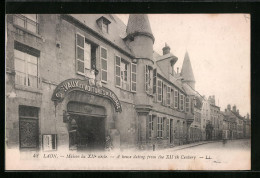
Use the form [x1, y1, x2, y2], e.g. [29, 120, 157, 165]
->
[96, 16, 111, 33]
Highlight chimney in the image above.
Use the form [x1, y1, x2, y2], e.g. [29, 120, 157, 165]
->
[227, 104, 231, 110]
[237, 109, 239, 114]
[232, 105, 236, 112]
[247, 113, 249, 119]
[162, 43, 170, 55]
[225, 109, 227, 112]
[177, 67, 179, 74]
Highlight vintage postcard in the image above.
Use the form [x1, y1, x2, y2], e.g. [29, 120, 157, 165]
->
[5, 14, 251, 170]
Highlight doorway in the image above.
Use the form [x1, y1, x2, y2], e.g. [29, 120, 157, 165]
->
[69, 114, 105, 151]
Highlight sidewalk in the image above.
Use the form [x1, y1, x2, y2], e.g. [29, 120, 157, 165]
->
[166, 140, 222, 151]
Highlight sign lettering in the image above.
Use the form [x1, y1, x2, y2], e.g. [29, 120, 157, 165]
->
[51, 78, 122, 112]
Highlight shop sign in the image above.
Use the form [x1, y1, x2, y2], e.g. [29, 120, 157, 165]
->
[51, 78, 122, 112]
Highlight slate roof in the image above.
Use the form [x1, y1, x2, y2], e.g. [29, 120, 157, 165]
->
[69, 14, 133, 56]
[126, 14, 154, 41]
[153, 51, 185, 92]
[181, 51, 195, 82]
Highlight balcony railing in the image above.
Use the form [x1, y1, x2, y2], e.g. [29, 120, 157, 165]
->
[15, 70, 40, 88]
[13, 14, 39, 34]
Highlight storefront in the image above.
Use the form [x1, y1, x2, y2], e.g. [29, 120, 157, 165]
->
[51, 78, 122, 151]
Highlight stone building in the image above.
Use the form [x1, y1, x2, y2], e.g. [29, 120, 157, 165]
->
[208, 95, 220, 140]
[202, 96, 211, 141]
[244, 113, 251, 138]
[224, 104, 237, 139]
[6, 14, 203, 151]
[230, 105, 244, 139]
[222, 111, 230, 139]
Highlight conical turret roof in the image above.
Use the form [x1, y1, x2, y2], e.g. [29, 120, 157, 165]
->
[181, 51, 195, 82]
[126, 14, 154, 42]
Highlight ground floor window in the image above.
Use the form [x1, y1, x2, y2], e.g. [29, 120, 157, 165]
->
[19, 105, 39, 149]
[157, 117, 163, 138]
[148, 115, 153, 139]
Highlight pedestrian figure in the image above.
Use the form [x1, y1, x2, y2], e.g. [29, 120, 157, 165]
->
[222, 138, 227, 145]
[105, 135, 113, 151]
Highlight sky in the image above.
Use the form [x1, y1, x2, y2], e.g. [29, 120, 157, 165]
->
[116, 14, 250, 117]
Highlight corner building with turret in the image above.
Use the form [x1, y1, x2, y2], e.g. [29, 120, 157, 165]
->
[6, 14, 202, 151]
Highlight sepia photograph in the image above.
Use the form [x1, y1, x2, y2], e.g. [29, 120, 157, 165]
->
[5, 13, 251, 170]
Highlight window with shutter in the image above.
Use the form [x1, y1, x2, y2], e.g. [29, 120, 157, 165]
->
[145, 65, 153, 94]
[148, 115, 153, 139]
[101, 47, 108, 82]
[174, 89, 178, 108]
[157, 79, 162, 102]
[131, 63, 137, 92]
[186, 97, 190, 112]
[166, 119, 169, 139]
[157, 117, 163, 138]
[115, 55, 121, 87]
[167, 86, 171, 106]
[180, 94, 184, 111]
[120, 59, 130, 91]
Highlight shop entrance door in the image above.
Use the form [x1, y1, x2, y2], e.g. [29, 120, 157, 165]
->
[69, 115, 105, 151]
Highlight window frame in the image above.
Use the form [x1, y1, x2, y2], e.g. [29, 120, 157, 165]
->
[100, 46, 108, 83]
[13, 14, 39, 34]
[115, 55, 121, 87]
[131, 62, 137, 92]
[174, 89, 178, 108]
[180, 94, 184, 111]
[120, 58, 130, 91]
[157, 117, 163, 139]
[148, 115, 153, 139]
[157, 79, 162, 102]
[14, 48, 39, 88]
[166, 85, 171, 106]
[185, 97, 190, 112]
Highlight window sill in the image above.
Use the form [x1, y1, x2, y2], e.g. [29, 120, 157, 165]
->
[115, 85, 134, 94]
[146, 92, 154, 97]
[13, 24, 42, 39]
[15, 84, 42, 94]
[101, 80, 108, 84]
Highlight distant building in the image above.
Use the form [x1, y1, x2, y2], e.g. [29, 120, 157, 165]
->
[208, 95, 220, 140]
[222, 111, 230, 139]
[202, 96, 211, 140]
[244, 113, 251, 138]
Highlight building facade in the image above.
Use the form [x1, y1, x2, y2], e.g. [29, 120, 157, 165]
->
[202, 96, 211, 141]
[6, 14, 206, 152]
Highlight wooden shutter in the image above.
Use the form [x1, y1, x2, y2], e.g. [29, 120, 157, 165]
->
[153, 69, 157, 94]
[157, 79, 162, 102]
[145, 65, 148, 92]
[101, 47, 108, 82]
[115, 55, 121, 87]
[131, 63, 137, 92]
[166, 118, 169, 139]
[76, 33, 85, 75]
[167, 86, 171, 106]
[146, 115, 149, 141]
[84, 42, 91, 70]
